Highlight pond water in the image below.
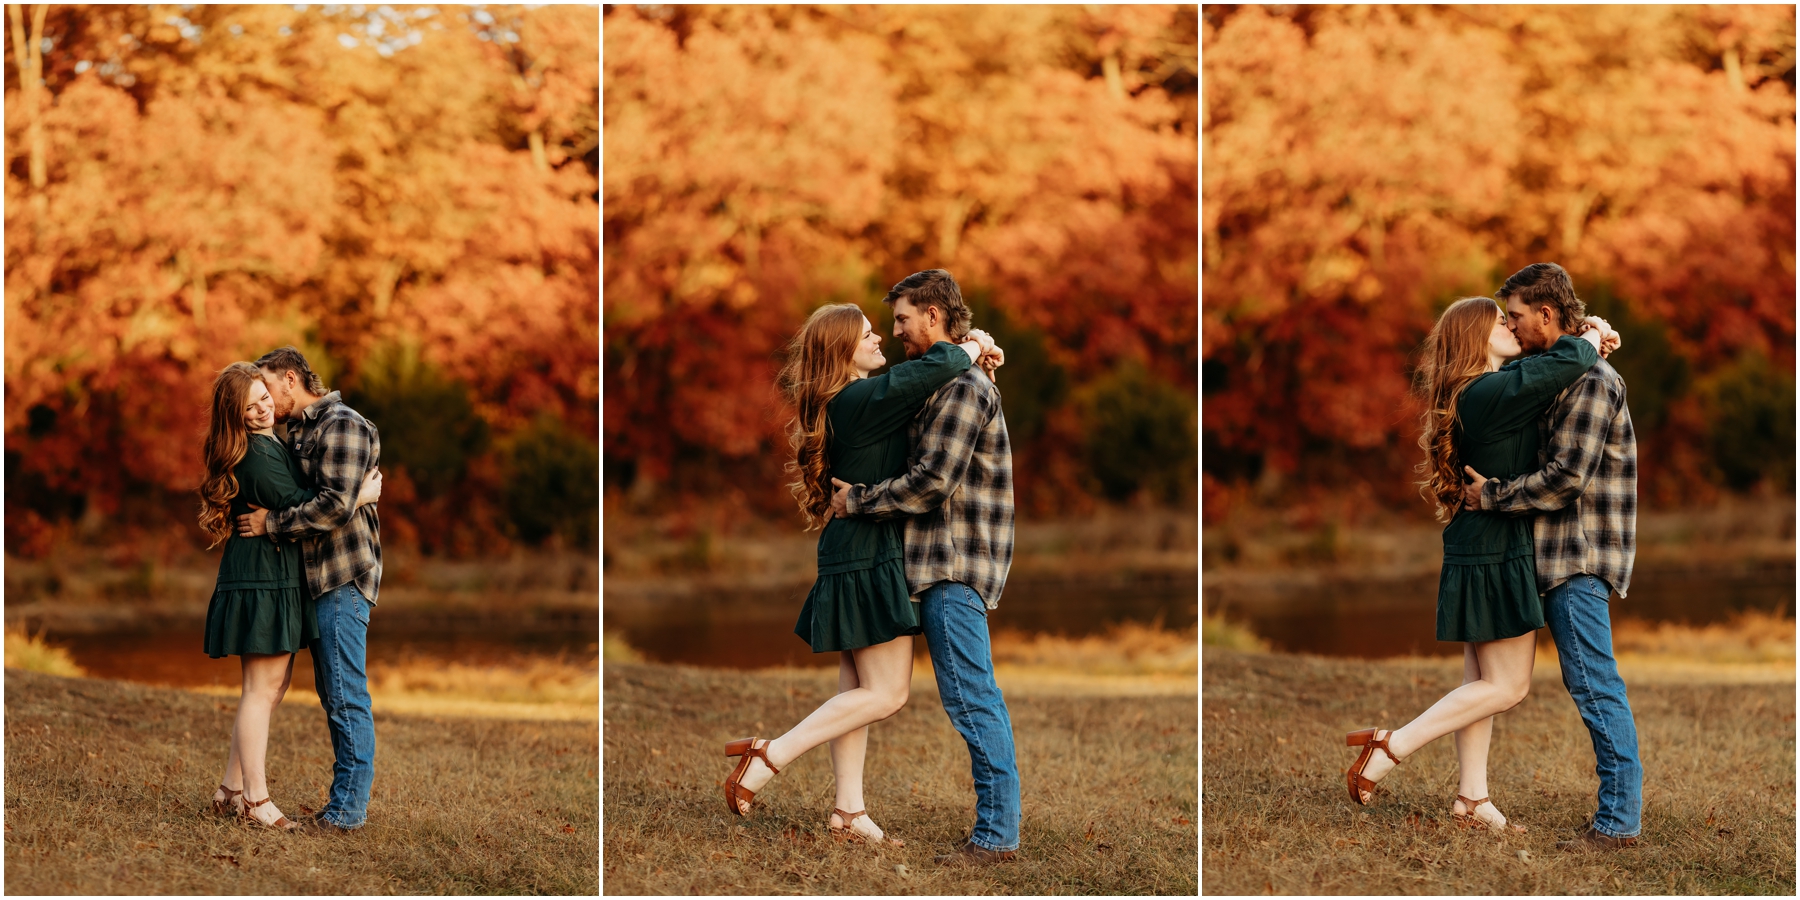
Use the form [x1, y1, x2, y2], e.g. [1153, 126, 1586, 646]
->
[1204, 561, 1795, 658]
[20, 608, 598, 692]
[605, 571, 1199, 668]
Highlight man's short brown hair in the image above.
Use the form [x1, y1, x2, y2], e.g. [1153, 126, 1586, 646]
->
[882, 269, 971, 340]
[1496, 262, 1586, 332]
[254, 346, 327, 395]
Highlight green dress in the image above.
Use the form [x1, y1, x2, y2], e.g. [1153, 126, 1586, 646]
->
[203, 433, 321, 657]
[793, 341, 974, 652]
[1437, 335, 1600, 642]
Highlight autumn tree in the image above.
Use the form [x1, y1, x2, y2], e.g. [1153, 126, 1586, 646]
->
[4, 4, 599, 554]
[603, 4, 1198, 519]
[1202, 5, 1795, 514]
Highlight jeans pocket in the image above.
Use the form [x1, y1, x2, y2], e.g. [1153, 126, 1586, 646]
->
[960, 585, 988, 616]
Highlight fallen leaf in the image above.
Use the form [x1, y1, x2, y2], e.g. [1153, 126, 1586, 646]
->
[1516, 850, 1531, 862]
[212, 854, 240, 868]
[562, 825, 576, 834]
[894, 864, 910, 878]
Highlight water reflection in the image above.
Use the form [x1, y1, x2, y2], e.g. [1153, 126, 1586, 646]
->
[1204, 562, 1795, 658]
[607, 572, 1199, 668]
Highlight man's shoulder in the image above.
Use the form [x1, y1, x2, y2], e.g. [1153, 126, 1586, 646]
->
[1574, 358, 1626, 398]
[316, 396, 376, 435]
[923, 369, 999, 416]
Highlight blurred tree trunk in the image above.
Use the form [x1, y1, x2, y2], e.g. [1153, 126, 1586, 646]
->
[9, 3, 49, 189]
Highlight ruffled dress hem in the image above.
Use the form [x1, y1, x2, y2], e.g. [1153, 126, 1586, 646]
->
[1435, 552, 1546, 643]
[203, 585, 319, 658]
[794, 558, 921, 653]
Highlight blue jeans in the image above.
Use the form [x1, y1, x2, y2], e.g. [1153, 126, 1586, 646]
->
[919, 581, 1021, 853]
[1543, 573, 1642, 839]
[311, 583, 375, 829]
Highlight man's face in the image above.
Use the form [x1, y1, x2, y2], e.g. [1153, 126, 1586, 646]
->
[1503, 296, 1558, 354]
[259, 368, 296, 421]
[891, 297, 942, 360]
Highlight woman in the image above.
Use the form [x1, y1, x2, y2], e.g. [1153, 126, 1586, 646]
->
[720, 304, 998, 845]
[199, 362, 380, 831]
[1343, 298, 1615, 833]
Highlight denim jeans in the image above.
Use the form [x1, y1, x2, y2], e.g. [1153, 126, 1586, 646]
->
[919, 581, 1021, 853]
[1543, 573, 1642, 839]
[311, 582, 376, 829]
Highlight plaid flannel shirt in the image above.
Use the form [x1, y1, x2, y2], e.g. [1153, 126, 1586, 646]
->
[843, 368, 1015, 608]
[1479, 358, 1637, 597]
[266, 392, 384, 604]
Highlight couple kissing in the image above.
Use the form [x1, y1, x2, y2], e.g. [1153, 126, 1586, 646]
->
[198, 347, 382, 834]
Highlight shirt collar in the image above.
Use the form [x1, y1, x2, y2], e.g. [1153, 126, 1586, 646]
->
[291, 391, 341, 425]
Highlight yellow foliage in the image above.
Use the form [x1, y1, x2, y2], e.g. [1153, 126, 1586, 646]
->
[1201, 613, 1270, 653]
[3, 626, 86, 678]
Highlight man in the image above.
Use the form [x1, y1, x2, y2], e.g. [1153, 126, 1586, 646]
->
[235, 346, 383, 835]
[1461, 262, 1641, 851]
[828, 269, 1020, 866]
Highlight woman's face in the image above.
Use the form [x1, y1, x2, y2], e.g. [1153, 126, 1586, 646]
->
[243, 378, 276, 432]
[1488, 311, 1521, 360]
[850, 316, 885, 375]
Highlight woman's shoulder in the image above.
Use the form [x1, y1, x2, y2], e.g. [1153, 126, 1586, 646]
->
[238, 434, 286, 467]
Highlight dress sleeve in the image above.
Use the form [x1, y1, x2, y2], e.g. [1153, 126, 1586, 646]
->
[240, 439, 319, 511]
[1462, 335, 1599, 441]
[831, 341, 973, 447]
[844, 377, 992, 520]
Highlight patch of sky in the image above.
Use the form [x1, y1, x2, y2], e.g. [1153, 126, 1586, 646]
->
[338, 33, 359, 48]
[473, 9, 495, 25]
[164, 15, 204, 42]
[74, 59, 89, 73]
[413, 7, 438, 19]
[279, 25, 292, 36]
[229, 23, 244, 36]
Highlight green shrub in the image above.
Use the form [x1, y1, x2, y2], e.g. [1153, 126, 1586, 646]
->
[346, 342, 489, 498]
[1707, 352, 1796, 491]
[504, 415, 599, 546]
[1083, 361, 1197, 502]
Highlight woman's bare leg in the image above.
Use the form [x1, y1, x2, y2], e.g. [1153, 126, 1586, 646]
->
[732, 636, 913, 812]
[233, 652, 295, 824]
[1453, 643, 1493, 804]
[828, 651, 868, 817]
[1358, 631, 1535, 787]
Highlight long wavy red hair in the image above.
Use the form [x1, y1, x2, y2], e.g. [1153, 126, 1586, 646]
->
[197, 362, 264, 548]
[779, 304, 867, 530]
[1414, 297, 1503, 522]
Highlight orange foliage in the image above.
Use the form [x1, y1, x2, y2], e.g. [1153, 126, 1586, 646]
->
[1203, 5, 1795, 504]
[604, 5, 1198, 508]
[4, 6, 598, 537]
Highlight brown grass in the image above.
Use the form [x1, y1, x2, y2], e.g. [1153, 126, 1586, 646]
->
[603, 662, 1198, 894]
[4, 668, 598, 894]
[1202, 649, 1796, 895]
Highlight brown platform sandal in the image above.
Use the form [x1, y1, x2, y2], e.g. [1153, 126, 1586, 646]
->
[829, 809, 904, 847]
[211, 784, 245, 817]
[242, 795, 295, 831]
[1451, 795, 1527, 834]
[723, 738, 780, 817]
[1345, 728, 1402, 805]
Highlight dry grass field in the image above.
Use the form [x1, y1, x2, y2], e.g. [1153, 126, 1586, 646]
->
[603, 662, 1198, 895]
[1202, 648, 1796, 895]
[3, 669, 598, 894]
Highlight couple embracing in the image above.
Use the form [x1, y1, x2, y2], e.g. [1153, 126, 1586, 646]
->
[1347, 262, 1643, 851]
[197, 347, 383, 834]
[720, 269, 1022, 866]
